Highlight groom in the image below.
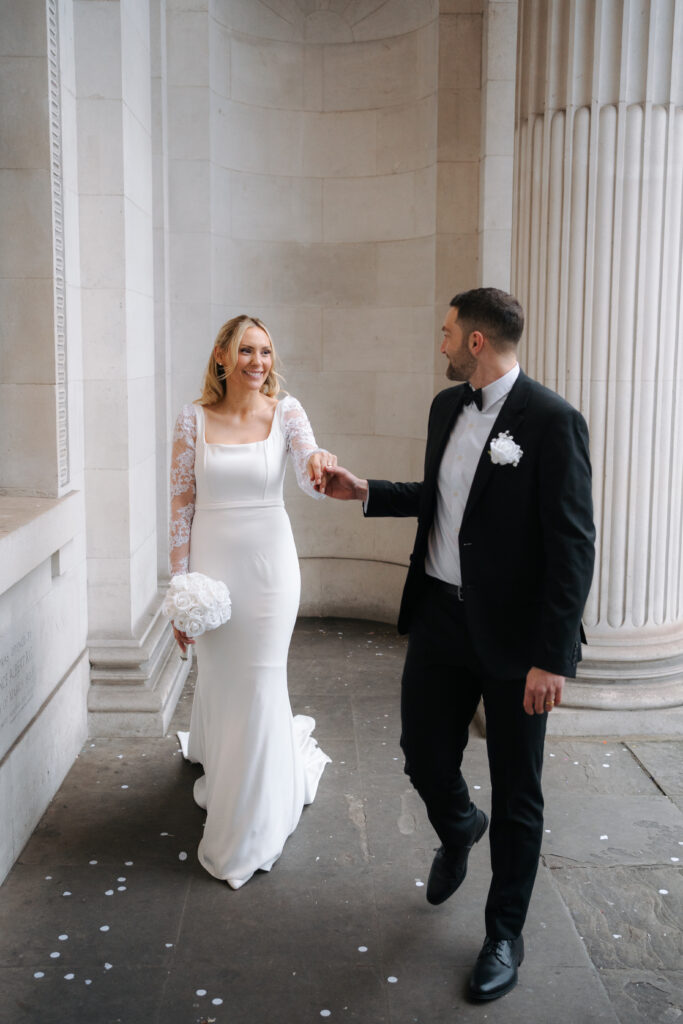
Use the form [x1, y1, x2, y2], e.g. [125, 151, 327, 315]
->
[323, 288, 595, 1001]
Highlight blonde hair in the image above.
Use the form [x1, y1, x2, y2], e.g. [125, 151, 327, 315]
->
[198, 315, 280, 405]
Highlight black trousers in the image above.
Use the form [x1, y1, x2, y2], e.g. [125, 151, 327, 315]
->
[400, 577, 547, 940]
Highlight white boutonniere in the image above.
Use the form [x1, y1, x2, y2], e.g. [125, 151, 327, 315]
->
[489, 430, 523, 467]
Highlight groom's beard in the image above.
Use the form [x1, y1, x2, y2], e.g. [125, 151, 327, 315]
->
[446, 351, 476, 382]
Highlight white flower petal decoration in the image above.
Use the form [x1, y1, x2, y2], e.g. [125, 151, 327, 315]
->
[489, 430, 523, 467]
[162, 572, 231, 636]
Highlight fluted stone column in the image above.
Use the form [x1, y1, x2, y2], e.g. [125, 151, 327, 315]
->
[513, 0, 683, 728]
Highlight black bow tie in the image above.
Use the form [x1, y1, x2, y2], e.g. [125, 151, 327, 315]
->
[463, 386, 483, 410]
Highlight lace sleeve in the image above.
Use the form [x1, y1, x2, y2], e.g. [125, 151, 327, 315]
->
[169, 405, 197, 575]
[280, 395, 326, 501]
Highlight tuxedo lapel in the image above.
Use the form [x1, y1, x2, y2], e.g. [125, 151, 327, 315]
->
[462, 371, 532, 524]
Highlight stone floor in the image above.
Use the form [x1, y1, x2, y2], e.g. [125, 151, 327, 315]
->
[1, 618, 682, 1024]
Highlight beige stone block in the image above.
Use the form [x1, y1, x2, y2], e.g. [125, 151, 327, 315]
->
[437, 161, 479, 234]
[123, 200, 154, 298]
[0, 384, 57, 494]
[254, 306, 323, 372]
[76, 98, 124, 196]
[323, 33, 418, 111]
[299, 556, 404, 622]
[286, 483, 367, 559]
[322, 306, 434, 374]
[81, 288, 127, 379]
[209, 17, 231, 98]
[479, 228, 512, 290]
[0, 0, 47, 56]
[74, 0, 122, 100]
[376, 236, 435, 306]
[350, 0, 437, 41]
[129, 455, 157, 552]
[377, 95, 437, 174]
[169, 232, 211, 303]
[122, 106, 154, 215]
[231, 35, 306, 110]
[169, 159, 211, 233]
[0, 57, 49, 169]
[323, 172, 417, 243]
[212, 0, 299, 42]
[211, 162, 231, 237]
[416, 18, 439, 97]
[170, 302, 213, 373]
[231, 171, 323, 243]
[214, 238, 378, 308]
[437, 88, 481, 162]
[415, 164, 437, 237]
[372, 516, 420, 565]
[79, 195, 126, 290]
[284, 370, 376, 437]
[480, 154, 513, 230]
[0, 279, 54, 384]
[483, 79, 515, 155]
[128, 378, 157, 467]
[213, 101, 302, 175]
[167, 0, 209, 11]
[435, 232, 479, 301]
[439, 0, 483, 11]
[125, 289, 156, 379]
[301, 110, 377, 177]
[485, 2, 518, 82]
[304, 11, 352, 43]
[130, 530, 159, 627]
[302, 43, 323, 109]
[87, 573, 134, 637]
[86, 468, 134, 559]
[122, 0, 150, 46]
[438, 13, 482, 91]
[172, 371, 202, 420]
[317, 432, 427, 483]
[375, 371, 434, 438]
[121, 8, 152, 134]
[167, 10, 209, 88]
[0, 169, 52, 279]
[167, 85, 210, 161]
[84, 378, 129, 470]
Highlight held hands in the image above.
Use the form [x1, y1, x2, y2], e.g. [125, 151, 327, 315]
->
[307, 450, 338, 494]
[523, 666, 565, 716]
[314, 464, 369, 502]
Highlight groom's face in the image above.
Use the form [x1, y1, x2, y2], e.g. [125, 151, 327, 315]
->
[441, 307, 476, 382]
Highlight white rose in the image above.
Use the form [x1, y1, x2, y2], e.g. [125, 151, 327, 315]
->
[185, 616, 205, 637]
[489, 431, 523, 467]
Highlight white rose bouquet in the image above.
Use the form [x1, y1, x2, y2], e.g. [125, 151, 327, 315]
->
[162, 572, 231, 637]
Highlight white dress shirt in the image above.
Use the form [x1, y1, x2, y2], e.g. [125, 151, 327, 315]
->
[424, 363, 520, 586]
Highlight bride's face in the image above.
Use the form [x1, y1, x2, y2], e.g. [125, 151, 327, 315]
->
[229, 327, 273, 392]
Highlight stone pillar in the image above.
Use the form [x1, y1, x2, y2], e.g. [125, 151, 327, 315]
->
[513, 0, 683, 726]
[74, 0, 187, 734]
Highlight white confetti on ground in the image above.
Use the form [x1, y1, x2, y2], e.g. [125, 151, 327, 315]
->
[600, 835, 608, 840]
[415, 879, 424, 887]
[89, 860, 97, 866]
[45, 876, 52, 880]
[62, 891, 71, 897]
[659, 889, 669, 895]
[117, 877, 126, 882]
[125, 860, 134, 865]
[573, 761, 579, 765]
[85, 979, 92, 986]
[165, 943, 173, 948]
[320, 1012, 331, 1018]
[50, 952, 60, 959]
[58, 934, 68, 941]
[387, 976, 398, 984]
[100, 926, 110, 932]
[104, 963, 113, 971]
[160, 832, 170, 836]
[212, 997, 223, 1006]
[178, 851, 188, 861]
[358, 946, 368, 953]
[473, 785, 481, 790]
[549, 753, 555, 758]
[105, 889, 114, 896]
[613, 934, 622, 939]
[117, 886, 127, 892]
[34, 972, 44, 979]
[121, 785, 129, 790]
[196, 989, 207, 997]
[671, 857, 680, 863]
[64, 973, 75, 981]
[602, 764, 610, 768]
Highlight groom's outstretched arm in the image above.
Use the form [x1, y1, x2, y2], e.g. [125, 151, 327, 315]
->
[322, 467, 422, 518]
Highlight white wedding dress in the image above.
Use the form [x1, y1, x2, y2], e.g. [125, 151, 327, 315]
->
[169, 396, 331, 888]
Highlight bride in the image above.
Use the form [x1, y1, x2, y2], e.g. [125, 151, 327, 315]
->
[169, 314, 333, 888]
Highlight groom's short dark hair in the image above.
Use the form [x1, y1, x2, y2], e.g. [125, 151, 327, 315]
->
[450, 288, 524, 350]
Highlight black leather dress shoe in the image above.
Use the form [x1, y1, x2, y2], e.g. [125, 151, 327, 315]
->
[426, 809, 489, 905]
[468, 935, 524, 1001]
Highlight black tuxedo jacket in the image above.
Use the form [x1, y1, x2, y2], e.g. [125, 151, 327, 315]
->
[366, 371, 595, 680]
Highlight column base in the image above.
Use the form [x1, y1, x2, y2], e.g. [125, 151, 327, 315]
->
[88, 591, 190, 736]
[565, 630, 683, 711]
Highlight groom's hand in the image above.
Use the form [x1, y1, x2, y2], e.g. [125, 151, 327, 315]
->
[319, 465, 369, 502]
[523, 666, 565, 715]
